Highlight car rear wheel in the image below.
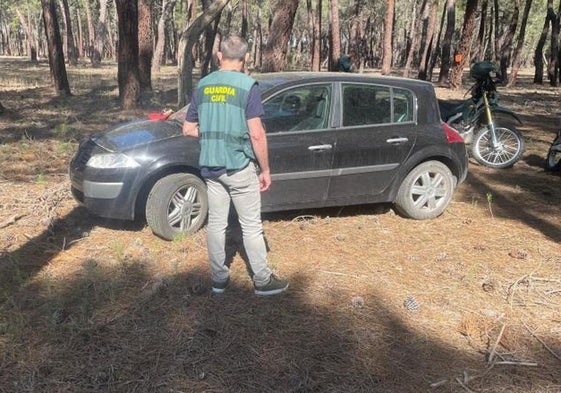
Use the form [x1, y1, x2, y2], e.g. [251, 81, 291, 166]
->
[394, 161, 455, 220]
[146, 173, 208, 240]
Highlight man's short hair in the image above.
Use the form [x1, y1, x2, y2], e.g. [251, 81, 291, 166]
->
[220, 35, 248, 61]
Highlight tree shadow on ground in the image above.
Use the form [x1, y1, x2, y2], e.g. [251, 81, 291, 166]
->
[458, 159, 561, 243]
[1, 256, 559, 392]
[1, 207, 560, 392]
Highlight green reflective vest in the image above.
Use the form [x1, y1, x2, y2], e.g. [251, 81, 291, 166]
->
[196, 70, 256, 170]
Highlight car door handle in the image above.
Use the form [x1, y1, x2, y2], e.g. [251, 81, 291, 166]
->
[386, 137, 409, 144]
[308, 144, 333, 151]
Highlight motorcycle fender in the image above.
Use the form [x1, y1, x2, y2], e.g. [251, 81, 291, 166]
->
[492, 106, 523, 124]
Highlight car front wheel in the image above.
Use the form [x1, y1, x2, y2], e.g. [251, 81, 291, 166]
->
[146, 173, 208, 240]
[394, 161, 455, 220]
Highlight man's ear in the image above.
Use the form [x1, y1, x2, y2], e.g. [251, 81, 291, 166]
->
[244, 53, 250, 62]
[217, 51, 223, 64]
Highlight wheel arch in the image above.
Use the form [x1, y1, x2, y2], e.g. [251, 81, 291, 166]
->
[133, 164, 202, 221]
[390, 151, 462, 202]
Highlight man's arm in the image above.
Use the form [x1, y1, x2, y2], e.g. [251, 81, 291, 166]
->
[247, 117, 271, 192]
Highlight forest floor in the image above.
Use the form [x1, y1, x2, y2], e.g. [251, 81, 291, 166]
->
[1, 56, 561, 393]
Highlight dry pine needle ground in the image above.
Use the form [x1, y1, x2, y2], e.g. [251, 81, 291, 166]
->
[1, 58, 561, 392]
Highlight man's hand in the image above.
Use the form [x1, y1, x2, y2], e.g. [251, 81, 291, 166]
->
[182, 121, 199, 137]
[259, 170, 271, 192]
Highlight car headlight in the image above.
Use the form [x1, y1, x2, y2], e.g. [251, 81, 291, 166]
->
[86, 153, 140, 169]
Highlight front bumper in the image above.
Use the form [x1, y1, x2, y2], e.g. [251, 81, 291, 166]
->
[70, 165, 141, 220]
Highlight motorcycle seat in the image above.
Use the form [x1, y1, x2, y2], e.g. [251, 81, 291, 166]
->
[438, 99, 465, 120]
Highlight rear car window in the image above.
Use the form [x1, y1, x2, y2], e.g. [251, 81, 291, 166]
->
[342, 84, 414, 127]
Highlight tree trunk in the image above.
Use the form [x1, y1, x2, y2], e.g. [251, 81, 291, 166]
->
[76, 7, 84, 58]
[349, 0, 363, 72]
[84, 0, 95, 57]
[418, 0, 438, 80]
[507, 0, 533, 87]
[138, 0, 153, 91]
[177, 0, 230, 106]
[41, 0, 71, 96]
[252, 8, 263, 69]
[306, 0, 321, 71]
[115, 0, 140, 109]
[327, 0, 341, 71]
[449, 0, 479, 89]
[92, 0, 109, 67]
[15, 8, 38, 62]
[262, 0, 299, 72]
[402, 0, 420, 78]
[152, 0, 177, 74]
[474, 0, 488, 61]
[201, 0, 222, 76]
[60, 0, 78, 65]
[241, 0, 248, 38]
[549, 1, 561, 86]
[499, 0, 519, 81]
[533, 0, 554, 84]
[381, 0, 395, 75]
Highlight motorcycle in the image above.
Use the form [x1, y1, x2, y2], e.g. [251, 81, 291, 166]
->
[439, 61, 525, 169]
[545, 118, 561, 171]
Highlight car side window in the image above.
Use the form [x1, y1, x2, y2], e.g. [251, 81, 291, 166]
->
[342, 84, 414, 127]
[393, 88, 414, 123]
[262, 84, 331, 133]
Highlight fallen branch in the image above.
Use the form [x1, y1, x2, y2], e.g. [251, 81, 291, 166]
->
[487, 323, 507, 365]
[494, 361, 538, 367]
[523, 321, 561, 361]
[0, 214, 26, 229]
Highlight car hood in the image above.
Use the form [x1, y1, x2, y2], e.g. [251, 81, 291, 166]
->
[93, 119, 182, 152]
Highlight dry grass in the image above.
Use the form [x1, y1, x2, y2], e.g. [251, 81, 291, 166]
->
[1, 57, 561, 392]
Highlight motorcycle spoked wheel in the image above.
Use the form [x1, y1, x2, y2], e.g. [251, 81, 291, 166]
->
[471, 123, 525, 169]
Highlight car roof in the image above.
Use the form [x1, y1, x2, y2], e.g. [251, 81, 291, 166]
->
[252, 71, 435, 92]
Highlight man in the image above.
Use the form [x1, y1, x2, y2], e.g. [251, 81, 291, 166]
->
[182, 35, 288, 296]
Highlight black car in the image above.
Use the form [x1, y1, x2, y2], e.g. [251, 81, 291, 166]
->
[70, 72, 468, 240]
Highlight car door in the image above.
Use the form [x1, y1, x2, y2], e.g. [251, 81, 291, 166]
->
[260, 83, 336, 210]
[327, 82, 417, 200]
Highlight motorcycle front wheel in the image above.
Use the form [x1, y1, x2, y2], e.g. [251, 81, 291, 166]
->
[471, 123, 525, 169]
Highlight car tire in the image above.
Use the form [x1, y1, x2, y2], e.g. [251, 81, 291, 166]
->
[146, 173, 208, 240]
[394, 161, 455, 220]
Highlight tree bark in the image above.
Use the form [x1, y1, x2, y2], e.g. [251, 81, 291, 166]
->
[449, 0, 479, 89]
[499, 0, 520, 81]
[84, 0, 95, 57]
[92, 0, 109, 67]
[177, 0, 230, 106]
[76, 6, 84, 58]
[402, 0, 420, 78]
[418, 0, 438, 80]
[507, 0, 533, 87]
[138, 0, 153, 91]
[152, 0, 177, 74]
[534, 0, 554, 84]
[41, 0, 71, 96]
[115, 0, 140, 109]
[306, 0, 321, 71]
[15, 8, 38, 62]
[60, 0, 78, 65]
[549, 0, 561, 86]
[327, 0, 341, 71]
[381, 0, 395, 75]
[201, 0, 222, 76]
[262, 0, 299, 72]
